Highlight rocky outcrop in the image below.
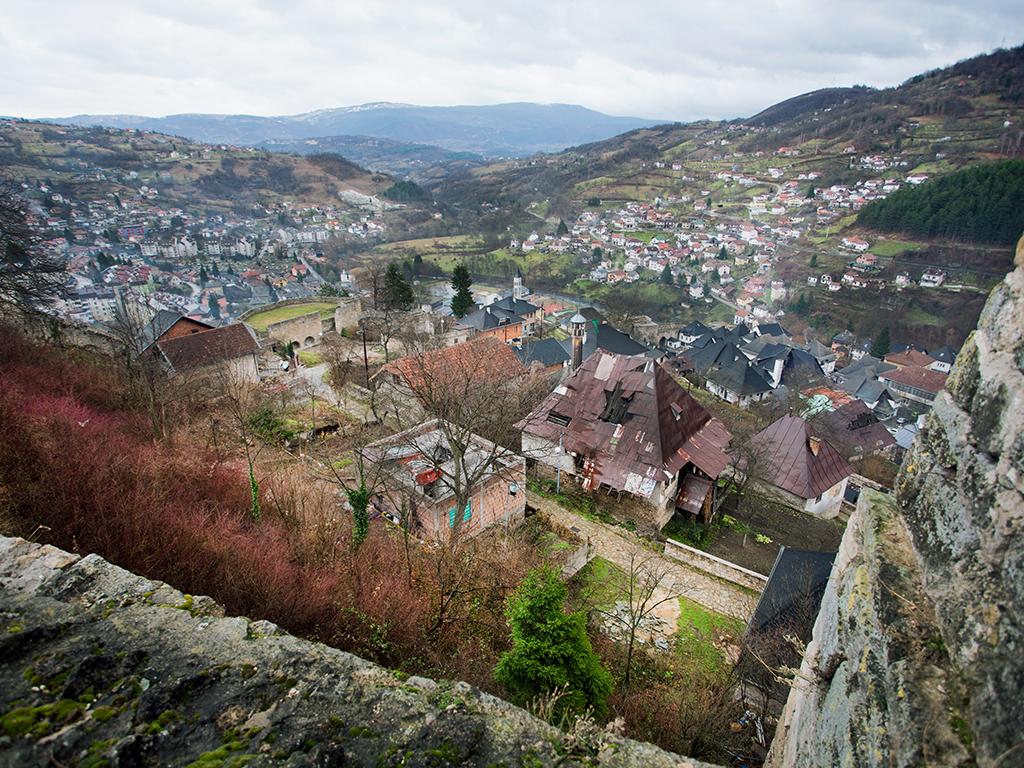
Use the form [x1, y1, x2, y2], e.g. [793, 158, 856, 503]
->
[768, 239, 1024, 768]
[894, 238, 1024, 767]
[767, 490, 973, 768]
[0, 536, 718, 768]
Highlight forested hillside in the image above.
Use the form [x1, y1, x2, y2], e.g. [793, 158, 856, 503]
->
[857, 159, 1024, 244]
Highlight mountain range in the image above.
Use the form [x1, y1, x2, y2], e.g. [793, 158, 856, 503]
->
[50, 102, 666, 158]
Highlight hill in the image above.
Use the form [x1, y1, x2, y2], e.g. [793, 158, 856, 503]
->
[0, 119, 401, 217]
[49, 102, 667, 158]
[412, 45, 1024, 347]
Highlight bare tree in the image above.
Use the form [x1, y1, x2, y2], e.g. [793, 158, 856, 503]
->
[0, 173, 66, 316]
[711, 429, 779, 536]
[370, 334, 549, 543]
[592, 546, 688, 690]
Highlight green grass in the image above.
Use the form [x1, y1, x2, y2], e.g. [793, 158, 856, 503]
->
[297, 350, 322, 366]
[867, 239, 923, 257]
[245, 303, 337, 331]
[674, 597, 745, 676]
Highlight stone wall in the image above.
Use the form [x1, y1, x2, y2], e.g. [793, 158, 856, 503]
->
[0, 536, 720, 768]
[663, 538, 769, 593]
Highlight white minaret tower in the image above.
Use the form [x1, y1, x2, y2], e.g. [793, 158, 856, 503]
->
[570, 310, 586, 371]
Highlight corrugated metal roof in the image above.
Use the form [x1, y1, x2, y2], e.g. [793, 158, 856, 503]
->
[523, 352, 731, 497]
[750, 414, 853, 499]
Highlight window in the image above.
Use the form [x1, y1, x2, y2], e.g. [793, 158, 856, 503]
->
[546, 411, 571, 427]
[448, 501, 471, 527]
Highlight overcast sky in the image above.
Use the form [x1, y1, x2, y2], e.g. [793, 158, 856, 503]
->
[2, 1, 1022, 123]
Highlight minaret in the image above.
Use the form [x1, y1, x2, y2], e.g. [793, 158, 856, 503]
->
[569, 310, 586, 371]
[513, 266, 525, 300]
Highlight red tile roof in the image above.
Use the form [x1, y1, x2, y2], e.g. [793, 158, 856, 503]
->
[156, 323, 261, 371]
[381, 335, 525, 394]
[885, 350, 935, 368]
[880, 366, 948, 395]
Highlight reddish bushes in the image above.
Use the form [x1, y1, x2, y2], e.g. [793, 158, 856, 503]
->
[0, 327, 432, 668]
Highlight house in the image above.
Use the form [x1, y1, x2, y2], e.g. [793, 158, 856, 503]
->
[748, 414, 854, 519]
[521, 352, 732, 529]
[920, 268, 947, 288]
[374, 336, 526, 427]
[880, 366, 948, 406]
[488, 294, 543, 335]
[514, 338, 571, 379]
[131, 308, 215, 358]
[814, 400, 896, 460]
[928, 345, 958, 374]
[363, 419, 526, 544]
[842, 237, 870, 252]
[678, 320, 712, 345]
[455, 305, 525, 344]
[557, 322, 651, 365]
[154, 322, 262, 385]
[884, 349, 936, 369]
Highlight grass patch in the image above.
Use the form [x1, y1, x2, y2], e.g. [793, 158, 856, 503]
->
[674, 597, 745, 676]
[245, 303, 337, 332]
[868, 239, 923, 257]
[297, 350, 322, 366]
[572, 556, 622, 612]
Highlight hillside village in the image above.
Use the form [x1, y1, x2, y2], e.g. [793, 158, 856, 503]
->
[2, 46, 1024, 768]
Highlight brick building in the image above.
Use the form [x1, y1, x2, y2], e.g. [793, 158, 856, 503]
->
[363, 420, 526, 544]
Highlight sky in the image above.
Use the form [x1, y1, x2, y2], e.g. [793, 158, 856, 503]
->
[2, 0, 1023, 123]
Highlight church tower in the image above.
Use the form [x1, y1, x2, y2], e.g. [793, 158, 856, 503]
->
[513, 266, 526, 300]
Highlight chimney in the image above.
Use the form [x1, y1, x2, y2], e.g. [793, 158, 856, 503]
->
[809, 437, 820, 456]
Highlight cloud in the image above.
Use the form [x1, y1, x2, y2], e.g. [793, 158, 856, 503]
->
[1, 0, 1021, 121]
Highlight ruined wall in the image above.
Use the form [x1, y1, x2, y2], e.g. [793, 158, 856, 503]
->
[265, 311, 324, 349]
[769, 241, 1024, 768]
[0, 536, 719, 768]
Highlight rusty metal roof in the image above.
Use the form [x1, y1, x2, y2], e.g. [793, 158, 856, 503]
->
[676, 473, 712, 515]
[750, 414, 854, 500]
[522, 351, 731, 497]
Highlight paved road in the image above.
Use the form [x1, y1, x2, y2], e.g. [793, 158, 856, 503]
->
[527, 490, 760, 625]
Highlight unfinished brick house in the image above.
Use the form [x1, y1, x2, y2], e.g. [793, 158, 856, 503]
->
[363, 420, 526, 544]
[521, 351, 732, 530]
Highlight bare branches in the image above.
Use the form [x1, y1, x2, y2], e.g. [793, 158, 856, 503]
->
[0, 173, 66, 315]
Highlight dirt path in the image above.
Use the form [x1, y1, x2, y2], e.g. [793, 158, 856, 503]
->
[527, 491, 761, 628]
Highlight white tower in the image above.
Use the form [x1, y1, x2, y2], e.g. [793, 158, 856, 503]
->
[513, 266, 526, 300]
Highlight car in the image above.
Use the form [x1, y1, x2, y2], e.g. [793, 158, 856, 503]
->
[897, 417, 907, 425]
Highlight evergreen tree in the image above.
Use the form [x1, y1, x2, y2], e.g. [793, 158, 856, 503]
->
[870, 326, 892, 358]
[660, 263, 674, 285]
[384, 262, 414, 310]
[198, 266, 209, 284]
[450, 263, 474, 319]
[556, 219, 569, 237]
[809, 253, 818, 268]
[318, 283, 340, 298]
[494, 567, 613, 720]
[207, 294, 220, 319]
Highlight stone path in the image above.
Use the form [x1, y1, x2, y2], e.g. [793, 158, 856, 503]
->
[527, 490, 761, 628]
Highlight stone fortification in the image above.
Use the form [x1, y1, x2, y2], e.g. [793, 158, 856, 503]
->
[0, 536, 718, 768]
[768, 240, 1024, 768]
